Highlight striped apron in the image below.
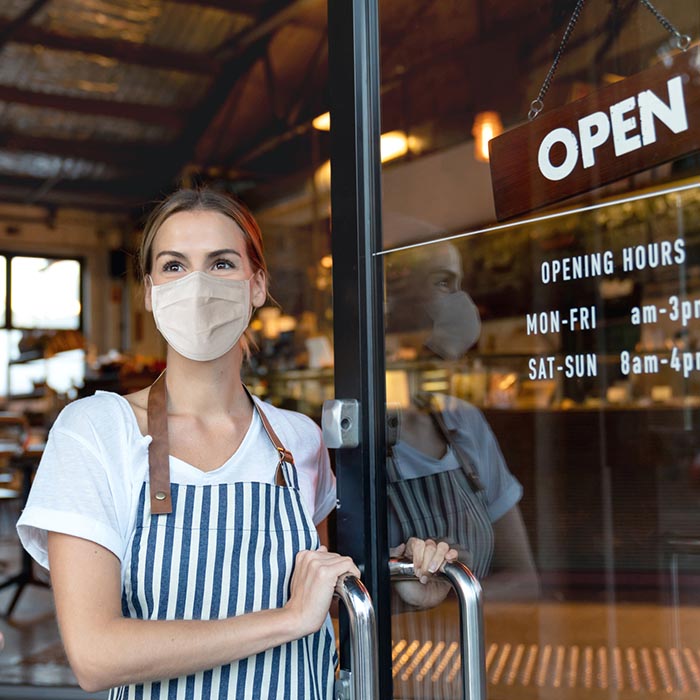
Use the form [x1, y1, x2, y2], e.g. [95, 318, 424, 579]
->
[109, 374, 336, 700]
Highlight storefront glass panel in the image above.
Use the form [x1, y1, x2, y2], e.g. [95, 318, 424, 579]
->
[378, 1, 700, 698]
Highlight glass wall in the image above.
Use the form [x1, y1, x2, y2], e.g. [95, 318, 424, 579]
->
[379, 1, 700, 698]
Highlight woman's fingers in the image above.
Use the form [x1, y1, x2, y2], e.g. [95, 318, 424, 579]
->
[403, 538, 459, 584]
[405, 537, 425, 575]
[444, 547, 459, 563]
[287, 549, 361, 636]
[295, 549, 361, 588]
[322, 552, 361, 581]
[389, 543, 406, 558]
[426, 540, 451, 574]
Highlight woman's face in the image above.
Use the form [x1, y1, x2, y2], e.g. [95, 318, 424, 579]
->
[422, 243, 463, 301]
[387, 243, 464, 332]
[144, 209, 267, 311]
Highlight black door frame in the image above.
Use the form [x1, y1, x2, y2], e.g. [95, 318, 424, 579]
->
[327, 0, 392, 696]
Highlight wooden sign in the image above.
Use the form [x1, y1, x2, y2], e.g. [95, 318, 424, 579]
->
[489, 47, 700, 221]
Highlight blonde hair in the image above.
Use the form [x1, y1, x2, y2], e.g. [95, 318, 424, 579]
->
[139, 188, 268, 358]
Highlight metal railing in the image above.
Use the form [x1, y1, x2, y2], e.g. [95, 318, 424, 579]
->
[389, 559, 486, 700]
[334, 573, 379, 700]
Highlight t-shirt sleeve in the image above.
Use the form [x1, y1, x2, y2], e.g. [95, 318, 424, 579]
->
[313, 438, 336, 525]
[16, 406, 129, 570]
[445, 397, 522, 523]
[478, 419, 522, 522]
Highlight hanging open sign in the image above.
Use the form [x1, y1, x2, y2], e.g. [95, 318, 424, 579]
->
[489, 47, 700, 221]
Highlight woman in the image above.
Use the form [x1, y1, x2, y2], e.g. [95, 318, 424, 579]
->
[385, 241, 538, 606]
[16, 188, 453, 699]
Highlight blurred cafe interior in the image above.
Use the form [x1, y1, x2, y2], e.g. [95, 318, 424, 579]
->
[1, 0, 700, 699]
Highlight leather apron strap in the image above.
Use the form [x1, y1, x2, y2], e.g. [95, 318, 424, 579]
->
[147, 374, 292, 515]
[242, 385, 291, 488]
[148, 371, 172, 515]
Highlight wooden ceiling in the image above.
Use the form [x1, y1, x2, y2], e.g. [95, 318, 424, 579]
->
[0, 0, 695, 216]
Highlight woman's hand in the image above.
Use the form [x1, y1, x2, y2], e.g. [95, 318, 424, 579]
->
[285, 546, 360, 637]
[393, 537, 459, 583]
[391, 538, 459, 609]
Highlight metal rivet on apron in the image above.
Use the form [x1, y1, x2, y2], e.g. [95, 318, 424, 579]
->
[155, 491, 167, 501]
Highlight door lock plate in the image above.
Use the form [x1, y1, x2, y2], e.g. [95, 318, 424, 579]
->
[334, 669, 352, 700]
[322, 399, 360, 448]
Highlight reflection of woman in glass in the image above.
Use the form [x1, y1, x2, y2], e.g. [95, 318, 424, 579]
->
[386, 243, 538, 605]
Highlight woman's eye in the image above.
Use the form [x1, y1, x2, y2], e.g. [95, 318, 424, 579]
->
[162, 261, 184, 272]
[213, 259, 236, 270]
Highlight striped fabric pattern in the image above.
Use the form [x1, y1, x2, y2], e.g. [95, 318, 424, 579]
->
[109, 464, 336, 700]
[387, 456, 494, 579]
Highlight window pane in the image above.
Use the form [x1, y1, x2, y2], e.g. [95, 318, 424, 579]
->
[11, 257, 81, 329]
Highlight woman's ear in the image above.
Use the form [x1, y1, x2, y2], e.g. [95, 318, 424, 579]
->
[251, 270, 267, 309]
[144, 274, 153, 312]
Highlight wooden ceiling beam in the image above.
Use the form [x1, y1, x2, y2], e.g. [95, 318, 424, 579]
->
[215, 0, 316, 59]
[0, 175, 149, 210]
[230, 16, 542, 170]
[3, 22, 218, 74]
[152, 0, 312, 187]
[0, 131, 171, 168]
[0, 85, 184, 128]
[163, 0, 261, 18]
[0, 0, 50, 50]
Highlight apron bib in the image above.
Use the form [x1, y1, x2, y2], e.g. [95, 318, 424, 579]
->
[109, 373, 336, 700]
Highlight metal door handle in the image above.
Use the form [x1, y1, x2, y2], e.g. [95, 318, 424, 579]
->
[334, 573, 379, 700]
[389, 559, 486, 700]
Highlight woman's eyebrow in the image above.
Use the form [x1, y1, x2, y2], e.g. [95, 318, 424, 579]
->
[155, 250, 187, 260]
[206, 249, 242, 259]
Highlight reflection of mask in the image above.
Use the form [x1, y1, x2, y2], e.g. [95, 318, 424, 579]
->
[150, 272, 253, 361]
[424, 291, 481, 360]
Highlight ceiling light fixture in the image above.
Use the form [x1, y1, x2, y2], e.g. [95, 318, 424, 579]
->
[380, 131, 409, 163]
[312, 112, 331, 131]
[313, 130, 411, 191]
[472, 111, 503, 163]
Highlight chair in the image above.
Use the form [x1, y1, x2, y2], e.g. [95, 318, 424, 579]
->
[0, 441, 48, 616]
[0, 414, 27, 541]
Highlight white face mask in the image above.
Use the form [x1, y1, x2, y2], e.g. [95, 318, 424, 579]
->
[424, 290, 481, 360]
[149, 271, 254, 361]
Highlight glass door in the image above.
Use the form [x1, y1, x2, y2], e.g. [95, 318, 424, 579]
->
[329, 1, 700, 698]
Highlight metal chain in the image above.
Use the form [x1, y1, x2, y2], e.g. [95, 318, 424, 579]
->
[528, 0, 587, 121]
[639, 0, 691, 50]
[528, 0, 692, 121]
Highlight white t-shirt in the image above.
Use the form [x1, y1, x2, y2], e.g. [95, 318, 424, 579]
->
[17, 391, 337, 572]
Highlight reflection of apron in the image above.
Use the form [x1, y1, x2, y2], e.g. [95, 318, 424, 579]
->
[387, 455, 494, 578]
[387, 396, 494, 579]
[109, 373, 335, 700]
